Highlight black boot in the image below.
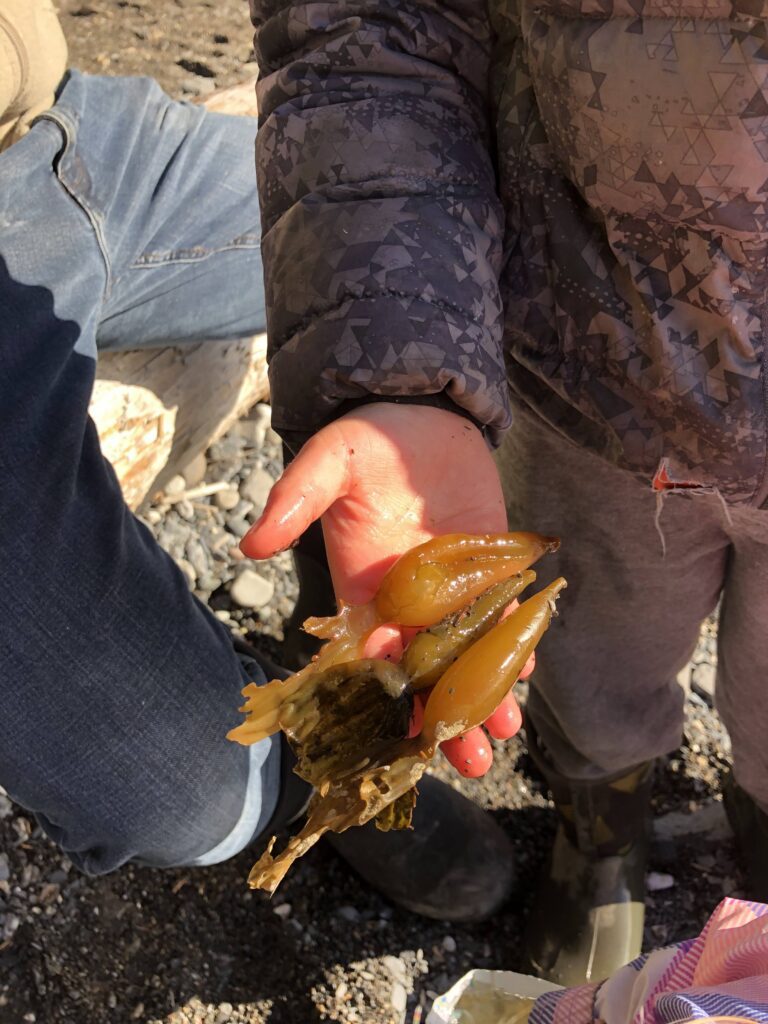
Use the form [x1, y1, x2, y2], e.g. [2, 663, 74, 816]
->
[282, 518, 336, 670]
[326, 774, 515, 922]
[524, 723, 653, 986]
[279, 443, 337, 670]
[723, 771, 768, 901]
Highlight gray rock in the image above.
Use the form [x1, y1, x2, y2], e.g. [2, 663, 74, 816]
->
[181, 452, 207, 488]
[442, 935, 456, 953]
[157, 519, 189, 552]
[230, 569, 274, 609]
[336, 905, 359, 923]
[198, 572, 224, 594]
[208, 435, 246, 463]
[231, 499, 255, 520]
[240, 467, 273, 511]
[233, 404, 272, 448]
[0, 854, 9, 882]
[225, 517, 250, 538]
[14, 816, 31, 840]
[646, 871, 675, 891]
[391, 981, 408, 1014]
[202, 524, 233, 554]
[175, 499, 195, 521]
[676, 664, 692, 694]
[214, 488, 240, 511]
[254, 403, 273, 423]
[231, 419, 265, 447]
[174, 558, 197, 589]
[654, 799, 732, 842]
[3, 913, 20, 939]
[382, 955, 407, 985]
[164, 474, 186, 497]
[0, 789, 11, 819]
[185, 538, 211, 580]
[22, 863, 40, 886]
[692, 661, 716, 702]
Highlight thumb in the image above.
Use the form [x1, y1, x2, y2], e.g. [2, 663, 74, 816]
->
[240, 428, 351, 559]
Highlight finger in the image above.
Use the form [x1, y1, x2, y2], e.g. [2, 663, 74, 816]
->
[240, 428, 350, 559]
[408, 693, 426, 738]
[484, 691, 523, 740]
[362, 624, 404, 662]
[441, 728, 493, 778]
[519, 650, 536, 680]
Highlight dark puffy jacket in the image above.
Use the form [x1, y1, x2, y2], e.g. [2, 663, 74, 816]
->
[250, 0, 768, 506]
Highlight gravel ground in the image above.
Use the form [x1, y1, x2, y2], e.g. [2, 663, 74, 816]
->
[0, 8, 747, 1024]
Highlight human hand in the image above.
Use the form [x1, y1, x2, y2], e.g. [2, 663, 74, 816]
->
[241, 402, 531, 776]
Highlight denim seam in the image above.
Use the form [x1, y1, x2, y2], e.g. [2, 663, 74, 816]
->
[34, 108, 114, 298]
[130, 236, 261, 268]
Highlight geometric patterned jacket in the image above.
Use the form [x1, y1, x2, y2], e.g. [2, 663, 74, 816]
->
[251, 0, 768, 505]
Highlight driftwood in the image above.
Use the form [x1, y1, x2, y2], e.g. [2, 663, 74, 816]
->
[91, 78, 267, 510]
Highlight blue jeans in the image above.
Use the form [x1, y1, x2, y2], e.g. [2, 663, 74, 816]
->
[0, 71, 292, 874]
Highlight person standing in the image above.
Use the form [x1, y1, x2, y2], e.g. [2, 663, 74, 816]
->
[242, 0, 768, 984]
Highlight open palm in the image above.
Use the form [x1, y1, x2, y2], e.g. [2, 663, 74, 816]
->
[241, 403, 528, 775]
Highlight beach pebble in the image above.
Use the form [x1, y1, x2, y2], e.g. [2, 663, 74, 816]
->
[214, 488, 240, 511]
[230, 569, 274, 609]
[164, 475, 186, 496]
[181, 452, 207, 488]
[240, 466, 274, 510]
[647, 871, 675, 891]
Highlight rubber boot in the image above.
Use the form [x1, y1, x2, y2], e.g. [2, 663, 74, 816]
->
[723, 771, 768, 901]
[281, 518, 336, 670]
[524, 723, 653, 986]
[326, 773, 515, 922]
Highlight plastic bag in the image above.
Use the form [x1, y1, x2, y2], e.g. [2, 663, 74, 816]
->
[427, 970, 562, 1024]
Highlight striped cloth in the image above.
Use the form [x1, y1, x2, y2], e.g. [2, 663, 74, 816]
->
[531, 899, 768, 1024]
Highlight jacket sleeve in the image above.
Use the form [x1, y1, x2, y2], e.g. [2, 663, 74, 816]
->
[249, 0, 509, 448]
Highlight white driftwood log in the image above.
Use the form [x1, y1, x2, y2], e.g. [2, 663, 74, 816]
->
[90, 78, 267, 510]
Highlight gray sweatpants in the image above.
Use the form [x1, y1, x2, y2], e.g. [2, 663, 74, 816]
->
[496, 407, 768, 814]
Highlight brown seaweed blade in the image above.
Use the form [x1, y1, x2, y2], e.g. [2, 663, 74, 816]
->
[247, 744, 431, 893]
[243, 580, 566, 894]
[226, 602, 381, 745]
[228, 533, 565, 894]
